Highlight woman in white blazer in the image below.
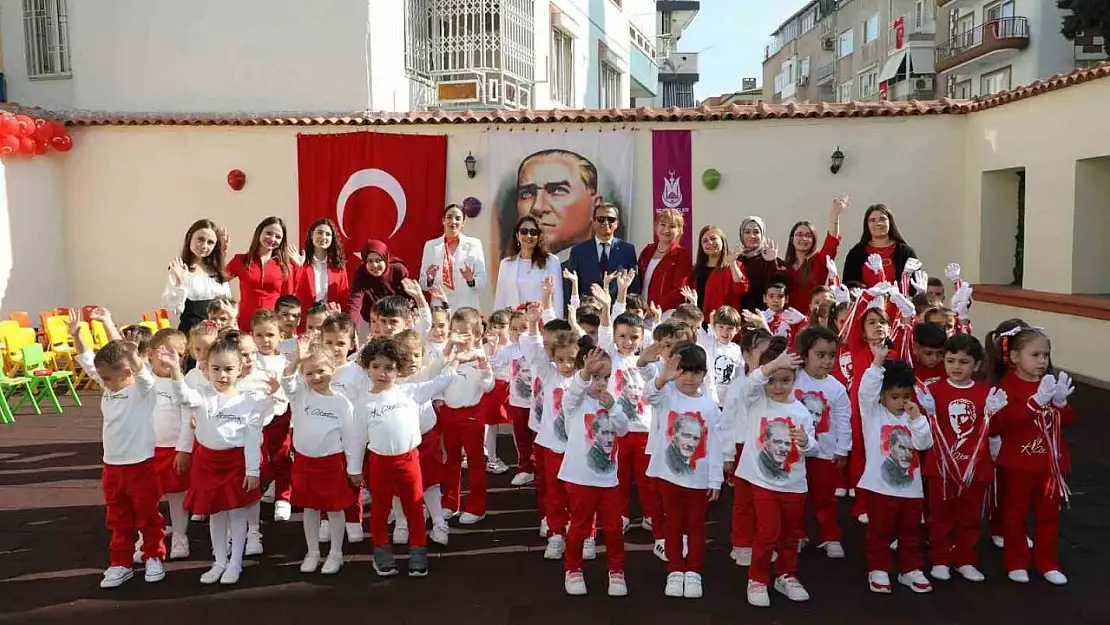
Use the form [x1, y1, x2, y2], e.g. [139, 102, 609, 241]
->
[494, 215, 564, 317]
[420, 203, 487, 311]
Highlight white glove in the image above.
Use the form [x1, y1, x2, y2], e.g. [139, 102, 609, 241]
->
[832, 284, 851, 304]
[774, 321, 791, 337]
[849, 287, 863, 300]
[762, 308, 775, 323]
[781, 307, 806, 325]
[915, 385, 936, 416]
[952, 283, 973, 318]
[985, 387, 1008, 417]
[903, 257, 923, 275]
[866, 253, 884, 275]
[910, 270, 929, 294]
[1032, 374, 1057, 408]
[1053, 371, 1074, 407]
[889, 291, 915, 318]
[988, 435, 1002, 461]
[826, 256, 840, 280]
[867, 281, 894, 297]
[945, 263, 962, 283]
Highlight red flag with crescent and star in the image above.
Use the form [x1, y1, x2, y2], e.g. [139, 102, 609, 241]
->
[296, 131, 448, 280]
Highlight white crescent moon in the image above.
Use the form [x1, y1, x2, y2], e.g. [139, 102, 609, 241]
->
[335, 168, 407, 240]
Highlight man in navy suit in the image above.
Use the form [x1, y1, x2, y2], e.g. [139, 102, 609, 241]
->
[565, 202, 640, 309]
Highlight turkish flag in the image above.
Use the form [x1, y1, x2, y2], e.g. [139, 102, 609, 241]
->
[296, 132, 447, 280]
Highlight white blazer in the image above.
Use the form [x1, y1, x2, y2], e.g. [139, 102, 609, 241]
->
[420, 233, 487, 311]
[494, 254, 564, 318]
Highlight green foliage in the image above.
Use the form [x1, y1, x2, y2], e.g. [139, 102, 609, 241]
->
[1057, 0, 1110, 55]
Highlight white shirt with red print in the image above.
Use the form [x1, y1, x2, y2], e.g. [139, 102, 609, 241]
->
[557, 374, 630, 487]
[793, 369, 852, 461]
[856, 364, 934, 499]
[644, 383, 725, 491]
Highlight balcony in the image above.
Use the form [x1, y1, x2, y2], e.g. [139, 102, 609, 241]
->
[658, 1, 700, 39]
[935, 17, 1030, 74]
[630, 23, 658, 98]
[660, 51, 699, 82]
[815, 60, 836, 85]
[888, 12, 936, 53]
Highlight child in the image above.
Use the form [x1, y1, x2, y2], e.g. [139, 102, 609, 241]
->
[74, 320, 181, 589]
[481, 308, 513, 475]
[303, 301, 330, 339]
[917, 334, 998, 582]
[706, 306, 744, 400]
[792, 326, 852, 560]
[926, 277, 945, 301]
[762, 282, 807, 345]
[281, 336, 357, 575]
[179, 334, 274, 585]
[323, 312, 369, 543]
[856, 343, 933, 594]
[251, 309, 293, 525]
[186, 322, 218, 389]
[911, 322, 948, 386]
[729, 342, 817, 607]
[505, 308, 538, 487]
[275, 294, 303, 356]
[560, 348, 630, 597]
[986, 326, 1073, 585]
[726, 328, 773, 566]
[207, 297, 239, 331]
[644, 342, 724, 599]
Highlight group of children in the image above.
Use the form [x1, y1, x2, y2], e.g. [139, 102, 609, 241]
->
[78, 250, 1075, 607]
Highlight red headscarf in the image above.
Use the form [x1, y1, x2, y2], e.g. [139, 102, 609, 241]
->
[349, 239, 409, 322]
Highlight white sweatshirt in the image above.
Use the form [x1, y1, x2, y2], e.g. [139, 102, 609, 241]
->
[488, 342, 517, 382]
[793, 369, 853, 460]
[256, 354, 290, 424]
[76, 351, 160, 466]
[442, 348, 494, 408]
[856, 364, 934, 499]
[347, 374, 456, 468]
[733, 369, 818, 494]
[332, 361, 369, 406]
[280, 373, 356, 458]
[704, 339, 744, 403]
[519, 332, 575, 453]
[179, 386, 269, 477]
[644, 382, 725, 490]
[557, 374, 630, 488]
[596, 325, 653, 435]
[153, 376, 202, 449]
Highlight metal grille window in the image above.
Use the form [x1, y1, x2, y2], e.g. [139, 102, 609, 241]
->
[662, 81, 694, 108]
[23, 0, 71, 78]
[599, 62, 621, 108]
[550, 28, 573, 106]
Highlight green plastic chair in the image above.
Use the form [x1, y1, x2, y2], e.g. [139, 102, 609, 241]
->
[20, 343, 81, 413]
[0, 369, 40, 423]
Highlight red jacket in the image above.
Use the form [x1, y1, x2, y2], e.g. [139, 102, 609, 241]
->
[226, 254, 296, 332]
[294, 261, 351, 316]
[783, 232, 841, 312]
[701, 264, 749, 318]
[989, 373, 1074, 475]
[637, 241, 692, 311]
[922, 379, 992, 485]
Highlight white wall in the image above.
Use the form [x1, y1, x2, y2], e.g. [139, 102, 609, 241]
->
[0, 155, 69, 315]
[0, 0, 76, 109]
[542, 0, 632, 108]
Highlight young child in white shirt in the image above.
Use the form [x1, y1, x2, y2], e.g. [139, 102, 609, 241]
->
[281, 336, 358, 575]
[251, 309, 293, 525]
[504, 308, 539, 488]
[275, 294, 303, 357]
[321, 313, 369, 544]
[857, 342, 934, 594]
[480, 308, 514, 475]
[704, 306, 745, 400]
[559, 347, 630, 597]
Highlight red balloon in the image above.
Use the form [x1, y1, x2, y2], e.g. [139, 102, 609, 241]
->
[52, 134, 73, 152]
[14, 115, 35, 137]
[0, 134, 19, 155]
[0, 113, 18, 137]
[31, 118, 56, 142]
[17, 136, 34, 154]
[47, 120, 65, 139]
[32, 140, 48, 155]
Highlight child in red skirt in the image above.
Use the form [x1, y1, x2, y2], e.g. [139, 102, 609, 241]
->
[322, 313, 368, 544]
[281, 336, 357, 575]
[73, 315, 182, 589]
[482, 308, 513, 475]
[180, 334, 276, 585]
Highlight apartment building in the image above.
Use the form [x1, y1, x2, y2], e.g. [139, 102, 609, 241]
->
[935, 0, 1107, 98]
[653, 1, 701, 108]
[700, 78, 762, 106]
[763, 0, 937, 105]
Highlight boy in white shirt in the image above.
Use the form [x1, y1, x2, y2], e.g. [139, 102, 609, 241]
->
[704, 306, 744, 401]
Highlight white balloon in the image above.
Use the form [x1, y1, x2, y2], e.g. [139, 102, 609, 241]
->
[335, 168, 408, 240]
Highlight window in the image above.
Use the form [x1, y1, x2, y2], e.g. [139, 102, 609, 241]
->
[985, 1, 1015, 22]
[858, 69, 879, 97]
[550, 28, 574, 106]
[800, 58, 810, 81]
[662, 81, 695, 108]
[22, 0, 71, 78]
[864, 13, 880, 43]
[956, 14, 975, 49]
[838, 29, 854, 58]
[599, 62, 621, 108]
[981, 66, 1012, 95]
[801, 8, 817, 34]
[837, 80, 854, 102]
[954, 80, 973, 99]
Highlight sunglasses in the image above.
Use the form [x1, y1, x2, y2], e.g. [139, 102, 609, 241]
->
[518, 227, 540, 237]
[595, 216, 618, 225]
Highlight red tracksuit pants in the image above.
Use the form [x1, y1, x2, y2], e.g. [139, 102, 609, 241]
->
[750, 483, 805, 584]
[344, 453, 373, 524]
[541, 447, 569, 537]
[656, 480, 709, 574]
[927, 479, 986, 567]
[806, 457, 842, 543]
[863, 490, 923, 573]
[617, 431, 663, 539]
[440, 406, 487, 516]
[507, 406, 535, 474]
[564, 483, 624, 573]
[103, 460, 166, 567]
[1000, 468, 1062, 574]
[731, 444, 754, 548]
[368, 450, 425, 548]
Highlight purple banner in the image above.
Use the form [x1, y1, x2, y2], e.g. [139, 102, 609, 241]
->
[651, 130, 693, 252]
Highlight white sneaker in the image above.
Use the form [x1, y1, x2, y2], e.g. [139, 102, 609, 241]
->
[200, 564, 226, 585]
[1008, 569, 1030, 583]
[100, 566, 133, 589]
[510, 472, 534, 486]
[848, 488, 856, 497]
[300, 552, 321, 573]
[858, 513, 869, 524]
[582, 537, 597, 560]
[898, 570, 933, 593]
[245, 529, 264, 556]
[459, 512, 485, 525]
[486, 459, 509, 474]
[539, 517, 549, 538]
[747, 580, 770, 607]
[132, 536, 144, 565]
[732, 546, 752, 566]
[321, 552, 343, 575]
[683, 572, 703, 598]
[430, 523, 450, 546]
[930, 565, 951, 580]
[890, 539, 899, 551]
[393, 525, 410, 545]
[641, 517, 653, 531]
[544, 535, 566, 560]
[564, 571, 587, 596]
[608, 571, 628, 597]
[273, 500, 292, 522]
[346, 522, 364, 543]
[683, 535, 689, 558]
[664, 571, 685, 597]
[653, 539, 669, 562]
[834, 488, 847, 497]
[143, 557, 165, 583]
[622, 516, 631, 533]
[821, 541, 845, 559]
[319, 519, 331, 542]
[261, 482, 275, 504]
[868, 570, 892, 594]
[1043, 570, 1068, 585]
[957, 565, 985, 582]
[170, 533, 190, 559]
[773, 574, 810, 601]
[219, 566, 241, 585]
[992, 535, 1005, 548]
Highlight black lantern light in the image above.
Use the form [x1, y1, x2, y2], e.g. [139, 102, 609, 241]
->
[830, 147, 845, 174]
[464, 152, 477, 179]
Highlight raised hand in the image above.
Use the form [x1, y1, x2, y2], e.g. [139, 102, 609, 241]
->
[542, 275, 556, 296]
[761, 238, 779, 262]
[295, 336, 313, 362]
[945, 263, 962, 283]
[903, 257, 923, 275]
[832, 195, 849, 215]
[615, 268, 635, 291]
[905, 401, 923, 421]
[680, 285, 698, 305]
[425, 264, 440, 285]
[870, 341, 890, 364]
[590, 282, 612, 308]
[90, 306, 112, 322]
[461, 265, 476, 283]
[866, 253, 885, 276]
[780, 307, 806, 325]
[326, 302, 342, 315]
[169, 257, 187, 286]
[562, 268, 579, 284]
[217, 227, 230, 251]
[67, 308, 82, 336]
[832, 284, 851, 304]
[910, 270, 929, 293]
[646, 301, 663, 321]
[985, 388, 1008, 417]
[1053, 372, 1074, 407]
[825, 256, 840, 280]
[584, 349, 608, 377]
[428, 285, 449, 303]
[661, 353, 682, 383]
[1033, 374, 1057, 408]
[915, 385, 936, 416]
[867, 281, 894, 296]
[639, 340, 668, 364]
[401, 278, 423, 299]
[789, 425, 810, 448]
[601, 271, 614, 291]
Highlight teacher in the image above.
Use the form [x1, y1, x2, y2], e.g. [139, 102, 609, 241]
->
[636, 208, 691, 313]
[494, 215, 563, 315]
[842, 204, 918, 288]
[420, 203, 487, 311]
[225, 216, 297, 332]
[348, 239, 410, 330]
[162, 218, 232, 335]
[294, 218, 350, 319]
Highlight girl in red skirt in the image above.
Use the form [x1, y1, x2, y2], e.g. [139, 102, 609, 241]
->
[281, 336, 358, 575]
[181, 335, 277, 586]
[481, 308, 513, 475]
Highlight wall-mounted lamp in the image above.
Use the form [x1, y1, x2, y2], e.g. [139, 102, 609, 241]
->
[830, 147, 845, 175]
[464, 152, 477, 179]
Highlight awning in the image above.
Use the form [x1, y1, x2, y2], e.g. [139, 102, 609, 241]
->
[879, 50, 908, 83]
[909, 48, 935, 74]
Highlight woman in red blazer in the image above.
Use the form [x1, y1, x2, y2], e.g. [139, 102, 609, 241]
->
[695, 225, 750, 318]
[637, 209, 692, 313]
[295, 218, 350, 320]
[226, 216, 297, 332]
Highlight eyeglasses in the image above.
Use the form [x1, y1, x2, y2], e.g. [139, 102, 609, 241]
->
[595, 216, 618, 225]
[518, 228, 540, 237]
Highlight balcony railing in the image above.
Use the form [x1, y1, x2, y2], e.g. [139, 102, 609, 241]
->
[815, 60, 836, 84]
[936, 17, 1030, 73]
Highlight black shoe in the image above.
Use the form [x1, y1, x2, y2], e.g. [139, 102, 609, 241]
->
[409, 546, 428, 577]
[372, 546, 398, 577]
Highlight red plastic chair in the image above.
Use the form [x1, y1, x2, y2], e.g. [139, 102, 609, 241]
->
[81, 305, 99, 324]
[8, 311, 31, 328]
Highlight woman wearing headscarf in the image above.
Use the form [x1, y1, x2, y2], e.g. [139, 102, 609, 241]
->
[348, 239, 410, 331]
[736, 216, 785, 312]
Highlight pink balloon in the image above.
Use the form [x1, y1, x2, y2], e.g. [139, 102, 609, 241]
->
[14, 115, 35, 137]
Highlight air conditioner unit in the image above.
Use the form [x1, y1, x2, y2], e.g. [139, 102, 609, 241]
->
[914, 76, 934, 91]
[797, 75, 810, 87]
[822, 37, 835, 51]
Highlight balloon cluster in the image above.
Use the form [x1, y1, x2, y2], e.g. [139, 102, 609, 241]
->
[0, 111, 72, 157]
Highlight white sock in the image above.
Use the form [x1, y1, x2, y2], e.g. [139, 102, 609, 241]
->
[392, 496, 408, 530]
[209, 511, 230, 566]
[303, 508, 321, 555]
[424, 485, 446, 525]
[228, 507, 249, 570]
[166, 491, 189, 537]
[247, 501, 261, 533]
[326, 511, 345, 556]
[484, 425, 498, 461]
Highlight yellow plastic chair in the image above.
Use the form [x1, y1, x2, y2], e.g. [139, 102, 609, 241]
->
[157, 318, 171, 329]
[139, 321, 159, 334]
[4, 328, 38, 376]
[43, 315, 74, 371]
[90, 320, 110, 350]
[0, 320, 19, 341]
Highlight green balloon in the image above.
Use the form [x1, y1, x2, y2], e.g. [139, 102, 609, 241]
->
[702, 168, 721, 190]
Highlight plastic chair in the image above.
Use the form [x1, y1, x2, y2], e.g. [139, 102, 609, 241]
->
[138, 321, 159, 334]
[4, 328, 37, 376]
[43, 315, 75, 371]
[8, 311, 31, 328]
[0, 368, 41, 423]
[20, 343, 81, 413]
[81, 305, 99, 324]
[142, 312, 152, 322]
[90, 320, 110, 350]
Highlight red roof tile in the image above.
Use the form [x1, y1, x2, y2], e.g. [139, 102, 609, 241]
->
[16, 62, 1110, 127]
